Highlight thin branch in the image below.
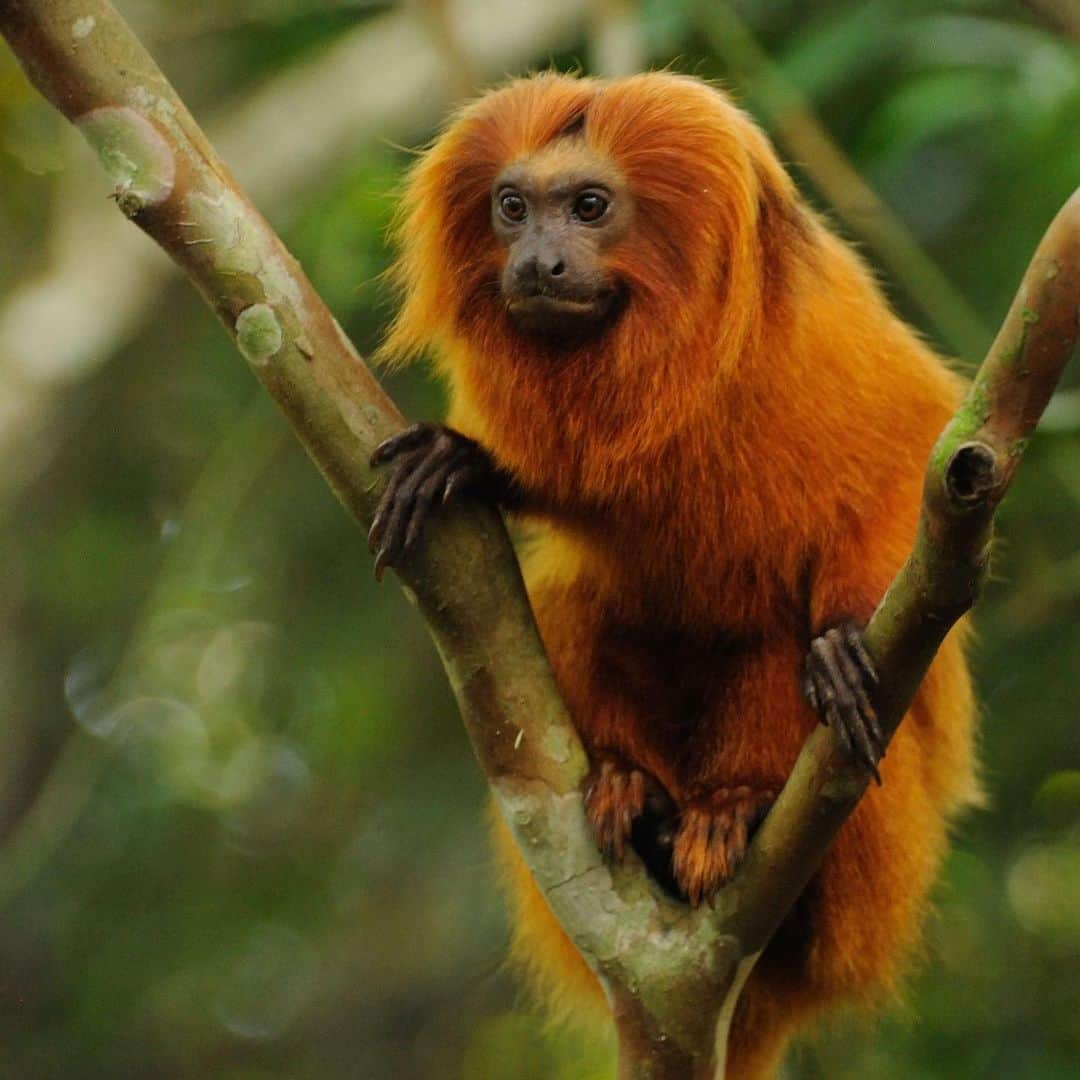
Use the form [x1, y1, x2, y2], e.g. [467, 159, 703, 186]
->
[414, 0, 478, 104]
[2, 4, 1077, 1078]
[696, 0, 991, 360]
[589, 0, 646, 78]
[1021, 0, 1080, 40]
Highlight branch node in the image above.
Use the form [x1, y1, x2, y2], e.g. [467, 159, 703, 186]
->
[945, 441, 998, 506]
[75, 106, 175, 211]
[235, 303, 284, 367]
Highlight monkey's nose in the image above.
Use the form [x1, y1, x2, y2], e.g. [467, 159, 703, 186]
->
[517, 253, 567, 292]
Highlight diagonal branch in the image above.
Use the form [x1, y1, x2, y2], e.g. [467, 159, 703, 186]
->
[0, 0, 595, 922]
[697, 0, 991, 360]
[2, 3, 1077, 1077]
[729, 188, 1080, 957]
[0, 0, 588, 505]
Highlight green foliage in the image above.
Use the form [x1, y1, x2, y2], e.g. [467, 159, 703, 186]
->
[0, 1, 1077, 1077]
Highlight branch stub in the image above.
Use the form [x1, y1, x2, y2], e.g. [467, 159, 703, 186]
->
[945, 441, 999, 507]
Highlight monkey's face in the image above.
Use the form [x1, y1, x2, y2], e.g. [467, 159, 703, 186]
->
[491, 139, 632, 339]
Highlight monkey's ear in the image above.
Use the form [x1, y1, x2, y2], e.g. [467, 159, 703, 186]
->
[753, 163, 808, 239]
[559, 110, 587, 138]
[744, 149, 814, 318]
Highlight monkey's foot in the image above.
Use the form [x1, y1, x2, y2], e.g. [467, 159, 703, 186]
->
[802, 622, 884, 783]
[672, 787, 775, 907]
[368, 422, 504, 581]
[584, 752, 673, 863]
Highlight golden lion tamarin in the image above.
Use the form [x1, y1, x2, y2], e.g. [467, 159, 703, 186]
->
[369, 72, 979, 1077]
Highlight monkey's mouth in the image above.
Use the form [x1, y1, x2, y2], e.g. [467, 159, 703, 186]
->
[506, 289, 620, 337]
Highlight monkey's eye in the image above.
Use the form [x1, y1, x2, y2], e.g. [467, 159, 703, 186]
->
[573, 192, 609, 223]
[499, 191, 527, 223]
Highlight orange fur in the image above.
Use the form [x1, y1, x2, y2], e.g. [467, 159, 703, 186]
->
[383, 72, 979, 1077]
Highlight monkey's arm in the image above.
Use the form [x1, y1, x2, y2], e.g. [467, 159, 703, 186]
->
[368, 422, 526, 580]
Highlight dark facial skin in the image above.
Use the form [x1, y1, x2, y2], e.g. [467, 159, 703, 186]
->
[491, 138, 632, 338]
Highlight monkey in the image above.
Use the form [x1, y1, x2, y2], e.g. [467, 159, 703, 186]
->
[368, 72, 980, 1077]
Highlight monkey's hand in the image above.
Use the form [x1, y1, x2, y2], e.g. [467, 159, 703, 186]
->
[672, 787, 775, 907]
[802, 622, 884, 783]
[585, 751, 675, 864]
[368, 422, 517, 580]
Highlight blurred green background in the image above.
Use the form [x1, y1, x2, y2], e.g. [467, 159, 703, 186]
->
[1, 1, 1078, 1077]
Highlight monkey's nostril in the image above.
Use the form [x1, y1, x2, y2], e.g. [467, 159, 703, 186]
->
[550, 261, 565, 277]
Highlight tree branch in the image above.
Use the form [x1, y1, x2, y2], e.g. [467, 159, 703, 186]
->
[730, 188, 1080, 956]
[589, 0, 646, 77]
[2, 3, 1077, 1077]
[0, 0, 588, 504]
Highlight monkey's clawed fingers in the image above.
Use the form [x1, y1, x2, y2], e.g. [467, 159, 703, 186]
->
[585, 757, 645, 862]
[585, 753, 672, 863]
[672, 787, 774, 907]
[368, 422, 494, 581]
[802, 623, 884, 784]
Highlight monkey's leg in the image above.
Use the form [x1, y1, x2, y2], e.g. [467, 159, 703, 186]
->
[802, 622, 884, 782]
[672, 787, 775, 907]
[367, 422, 521, 578]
